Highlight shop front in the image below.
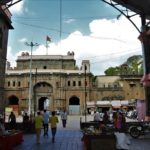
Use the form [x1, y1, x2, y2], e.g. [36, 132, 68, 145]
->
[87, 102, 96, 115]
[96, 101, 111, 112]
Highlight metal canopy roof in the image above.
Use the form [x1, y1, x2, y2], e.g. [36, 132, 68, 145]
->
[112, 0, 150, 19]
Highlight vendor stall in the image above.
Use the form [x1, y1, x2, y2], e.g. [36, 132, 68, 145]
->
[0, 131, 23, 150]
[82, 125, 116, 150]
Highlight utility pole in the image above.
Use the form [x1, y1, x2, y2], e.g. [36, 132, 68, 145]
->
[25, 42, 39, 115]
[84, 65, 87, 122]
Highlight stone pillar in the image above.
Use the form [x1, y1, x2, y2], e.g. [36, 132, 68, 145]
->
[139, 15, 150, 119]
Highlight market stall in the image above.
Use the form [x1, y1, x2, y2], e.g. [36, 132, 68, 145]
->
[81, 125, 116, 150]
[0, 131, 23, 150]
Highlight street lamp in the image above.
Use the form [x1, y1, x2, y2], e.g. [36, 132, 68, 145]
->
[84, 65, 87, 122]
[25, 42, 39, 115]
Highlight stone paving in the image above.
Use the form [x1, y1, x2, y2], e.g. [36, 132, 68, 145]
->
[14, 115, 150, 150]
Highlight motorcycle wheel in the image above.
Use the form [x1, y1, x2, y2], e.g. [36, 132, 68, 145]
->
[129, 126, 141, 138]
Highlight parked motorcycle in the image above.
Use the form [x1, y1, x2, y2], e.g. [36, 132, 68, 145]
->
[129, 121, 150, 138]
[126, 110, 138, 120]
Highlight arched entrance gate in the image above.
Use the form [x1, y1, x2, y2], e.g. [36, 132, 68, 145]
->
[33, 82, 53, 113]
[69, 96, 80, 115]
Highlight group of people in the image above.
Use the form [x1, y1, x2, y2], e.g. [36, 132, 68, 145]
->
[93, 110, 126, 131]
[1, 109, 68, 144]
[34, 109, 68, 144]
[34, 110, 58, 144]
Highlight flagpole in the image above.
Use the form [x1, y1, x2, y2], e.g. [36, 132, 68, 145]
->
[46, 36, 51, 55]
[59, 0, 62, 49]
[46, 40, 48, 55]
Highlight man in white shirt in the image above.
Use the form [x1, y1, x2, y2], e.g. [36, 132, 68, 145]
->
[43, 109, 49, 137]
[93, 111, 101, 122]
[61, 110, 68, 128]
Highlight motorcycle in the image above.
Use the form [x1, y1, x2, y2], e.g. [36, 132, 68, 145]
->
[126, 110, 138, 120]
[129, 121, 150, 138]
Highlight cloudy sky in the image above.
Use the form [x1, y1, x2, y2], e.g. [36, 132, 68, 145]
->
[7, 0, 142, 75]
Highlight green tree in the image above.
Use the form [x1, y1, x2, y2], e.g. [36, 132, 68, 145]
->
[104, 55, 143, 75]
[125, 55, 143, 75]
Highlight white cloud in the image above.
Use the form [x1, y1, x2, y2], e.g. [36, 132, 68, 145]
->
[7, 15, 142, 75]
[18, 38, 27, 43]
[64, 18, 76, 24]
[9, 0, 25, 15]
[7, 46, 17, 67]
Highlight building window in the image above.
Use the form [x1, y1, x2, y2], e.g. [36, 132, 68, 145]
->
[13, 81, 15, 87]
[129, 81, 136, 87]
[56, 82, 59, 87]
[68, 81, 70, 86]
[85, 81, 87, 86]
[18, 81, 21, 87]
[108, 83, 112, 88]
[8, 81, 10, 87]
[73, 81, 76, 86]
[43, 66, 47, 69]
[78, 81, 81, 86]
[114, 83, 118, 88]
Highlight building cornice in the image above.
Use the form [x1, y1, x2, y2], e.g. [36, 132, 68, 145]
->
[0, 5, 13, 29]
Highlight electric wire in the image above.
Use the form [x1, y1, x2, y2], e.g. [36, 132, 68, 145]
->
[76, 48, 142, 65]
[12, 20, 127, 43]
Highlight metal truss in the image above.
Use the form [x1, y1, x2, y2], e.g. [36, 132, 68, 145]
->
[101, 0, 141, 33]
[0, 0, 22, 10]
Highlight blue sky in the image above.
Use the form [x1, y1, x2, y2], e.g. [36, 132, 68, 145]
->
[7, 0, 142, 75]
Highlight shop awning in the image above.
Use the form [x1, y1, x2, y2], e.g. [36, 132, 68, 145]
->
[120, 100, 129, 106]
[86, 101, 95, 108]
[111, 100, 121, 108]
[96, 101, 111, 107]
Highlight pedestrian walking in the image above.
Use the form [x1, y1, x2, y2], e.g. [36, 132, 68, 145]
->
[34, 111, 43, 144]
[23, 112, 29, 132]
[43, 109, 49, 137]
[93, 111, 101, 122]
[8, 111, 16, 130]
[61, 110, 67, 128]
[49, 111, 59, 143]
[0, 118, 5, 135]
[103, 111, 110, 124]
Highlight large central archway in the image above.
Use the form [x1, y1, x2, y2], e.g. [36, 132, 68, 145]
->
[8, 95, 19, 105]
[38, 97, 50, 111]
[33, 82, 53, 112]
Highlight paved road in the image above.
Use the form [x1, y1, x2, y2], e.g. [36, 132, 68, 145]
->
[14, 115, 150, 150]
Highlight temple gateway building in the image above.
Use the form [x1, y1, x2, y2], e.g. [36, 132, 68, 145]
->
[4, 51, 145, 115]
[5, 51, 93, 115]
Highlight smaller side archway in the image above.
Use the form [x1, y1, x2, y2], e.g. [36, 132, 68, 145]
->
[8, 95, 19, 105]
[69, 96, 80, 115]
[7, 95, 19, 116]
